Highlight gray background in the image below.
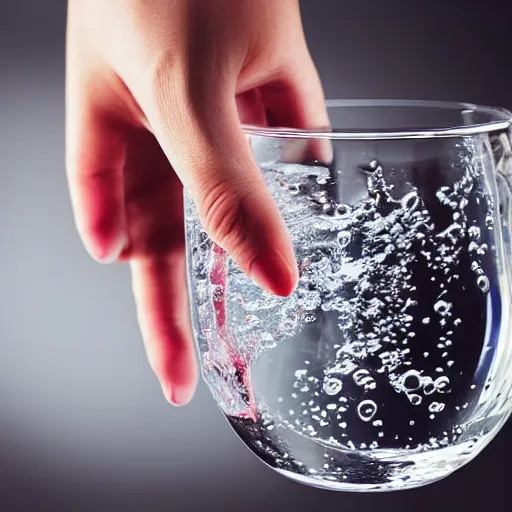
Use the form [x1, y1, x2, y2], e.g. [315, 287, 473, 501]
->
[1, 1, 511, 511]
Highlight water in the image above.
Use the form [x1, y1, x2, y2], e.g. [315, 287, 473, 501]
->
[185, 139, 511, 490]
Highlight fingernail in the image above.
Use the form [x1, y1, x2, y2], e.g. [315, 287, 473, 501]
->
[170, 386, 194, 407]
[161, 380, 193, 407]
[250, 251, 297, 297]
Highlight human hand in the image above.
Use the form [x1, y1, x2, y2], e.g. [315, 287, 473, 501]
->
[65, 0, 329, 405]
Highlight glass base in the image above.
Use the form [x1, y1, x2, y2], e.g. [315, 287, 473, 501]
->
[274, 443, 473, 492]
[227, 412, 510, 492]
[275, 468, 447, 493]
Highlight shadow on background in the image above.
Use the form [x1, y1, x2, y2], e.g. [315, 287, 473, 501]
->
[0, 424, 510, 511]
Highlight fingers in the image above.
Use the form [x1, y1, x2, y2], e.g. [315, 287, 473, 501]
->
[65, 75, 128, 262]
[123, 130, 199, 405]
[131, 253, 198, 406]
[145, 78, 298, 297]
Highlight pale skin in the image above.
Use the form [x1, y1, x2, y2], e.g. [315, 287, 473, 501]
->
[66, 0, 329, 405]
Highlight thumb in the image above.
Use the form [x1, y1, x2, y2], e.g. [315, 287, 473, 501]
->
[147, 83, 298, 297]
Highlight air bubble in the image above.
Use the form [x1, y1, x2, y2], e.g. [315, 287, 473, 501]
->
[408, 394, 422, 406]
[400, 370, 422, 392]
[429, 402, 445, 413]
[287, 184, 300, 195]
[322, 203, 334, 216]
[477, 275, 490, 293]
[423, 377, 436, 395]
[337, 230, 352, 249]
[435, 376, 451, 393]
[357, 400, 378, 422]
[434, 300, 452, 317]
[468, 226, 481, 240]
[336, 204, 351, 216]
[323, 377, 343, 396]
[353, 369, 376, 390]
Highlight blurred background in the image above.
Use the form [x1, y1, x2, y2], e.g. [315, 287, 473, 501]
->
[1, 1, 511, 510]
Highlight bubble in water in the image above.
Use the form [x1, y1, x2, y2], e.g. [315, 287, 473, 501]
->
[322, 203, 334, 216]
[422, 376, 436, 395]
[434, 300, 452, 317]
[336, 204, 352, 216]
[429, 402, 445, 413]
[357, 400, 378, 422]
[408, 394, 422, 406]
[337, 230, 351, 249]
[287, 184, 300, 195]
[468, 241, 479, 253]
[323, 377, 343, 396]
[471, 261, 481, 272]
[353, 369, 376, 390]
[477, 275, 490, 293]
[435, 376, 451, 393]
[400, 370, 422, 392]
[468, 226, 481, 240]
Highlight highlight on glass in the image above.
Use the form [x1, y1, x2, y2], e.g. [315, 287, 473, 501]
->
[185, 100, 512, 492]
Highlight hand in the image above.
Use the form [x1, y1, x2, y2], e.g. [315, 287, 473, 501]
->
[65, 0, 329, 405]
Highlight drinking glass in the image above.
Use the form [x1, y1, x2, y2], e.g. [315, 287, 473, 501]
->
[184, 100, 512, 491]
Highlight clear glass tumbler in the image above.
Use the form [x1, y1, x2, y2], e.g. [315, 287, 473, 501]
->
[185, 100, 512, 491]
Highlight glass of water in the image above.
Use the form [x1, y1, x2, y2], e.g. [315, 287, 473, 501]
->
[185, 100, 512, 492]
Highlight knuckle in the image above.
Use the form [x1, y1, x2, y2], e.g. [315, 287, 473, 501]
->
[199, 183, 254, 257]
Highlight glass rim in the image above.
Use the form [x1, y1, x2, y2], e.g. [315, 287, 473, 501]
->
[241, 99, 512, 140]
